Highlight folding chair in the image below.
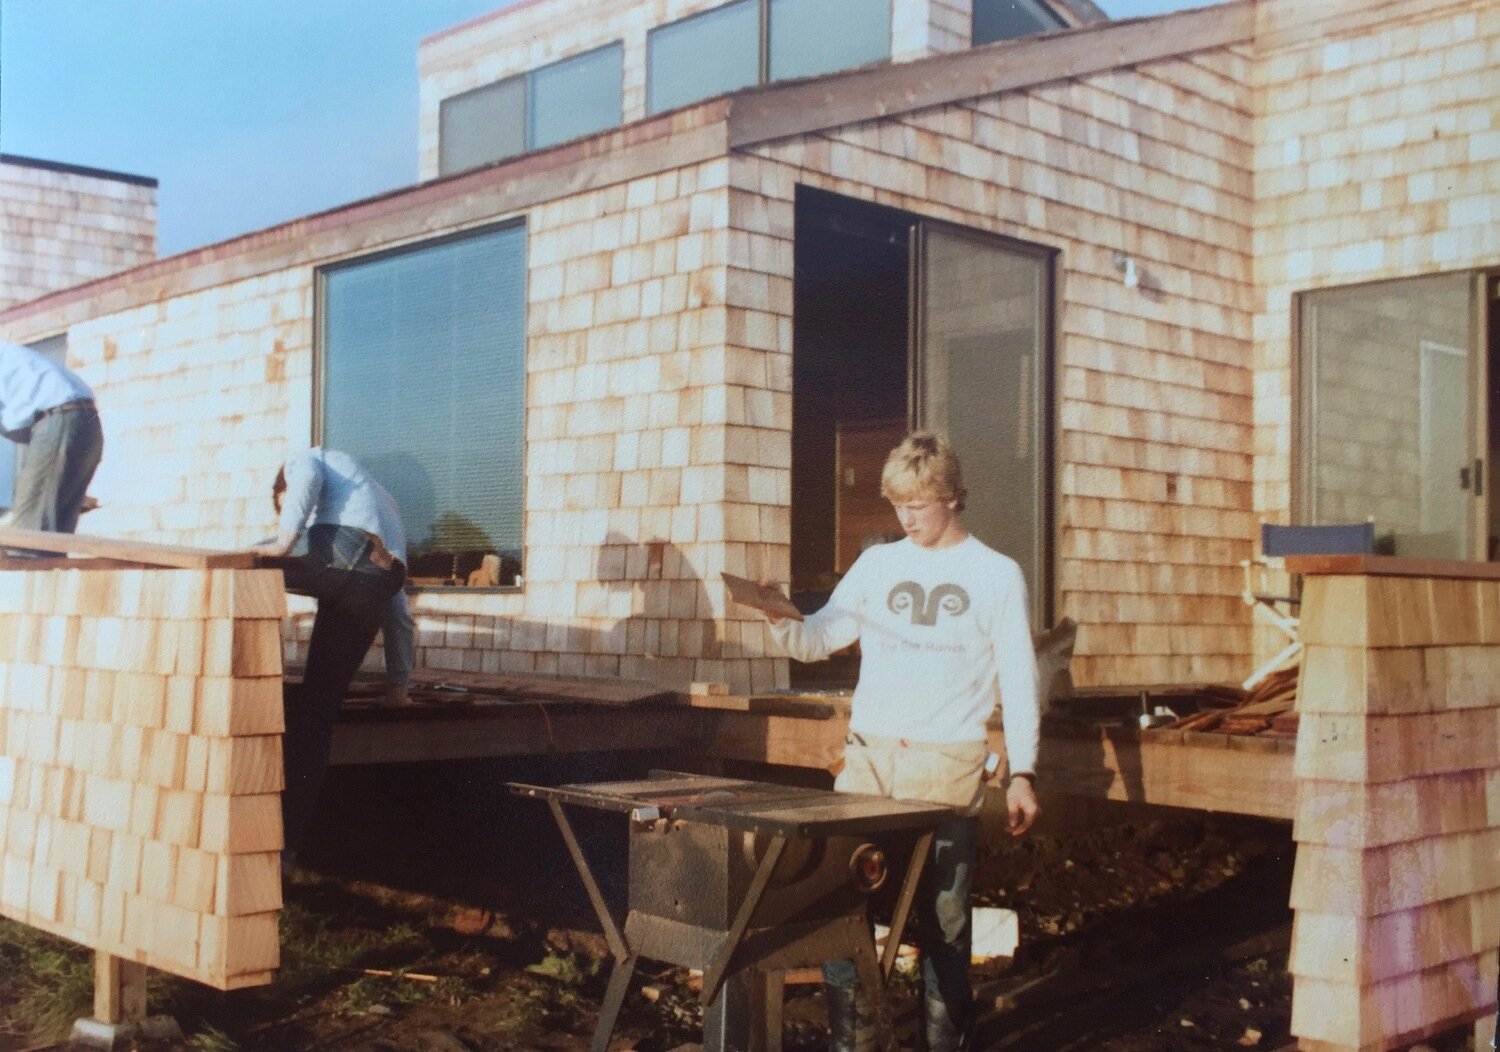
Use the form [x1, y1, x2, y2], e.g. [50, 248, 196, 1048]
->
[1241, 521, 1375, 690]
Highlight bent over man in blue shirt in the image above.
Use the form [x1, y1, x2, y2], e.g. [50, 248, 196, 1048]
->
[0, 341, 103, 533]
[250, 448, 409, 851]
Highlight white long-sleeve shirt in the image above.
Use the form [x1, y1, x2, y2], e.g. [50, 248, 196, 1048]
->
[278, 447, 407, 562]
[769, 536, 1040, 773]
[0, 341, 93, 440]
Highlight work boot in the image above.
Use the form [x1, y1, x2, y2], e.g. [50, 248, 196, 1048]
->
[921, 980, 974, 1052]
[825, 979, 879, 1052]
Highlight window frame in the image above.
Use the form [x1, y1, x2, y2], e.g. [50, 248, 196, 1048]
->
[528, 40, 626, 152]
[438, 41, 625, 176]
[644, 0, 894, 116]
[438, 74, 528, 178]
[1291, 267, 1492, 560]
[971, 0, 1067, 48]
[312, 219, 530, 593]
[645, 0, 762, 116]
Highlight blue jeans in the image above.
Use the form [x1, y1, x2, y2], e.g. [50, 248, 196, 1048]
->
[825, 815, 977, 1052]
[279, 525, 405, 850]
[11, 404, 103, 533]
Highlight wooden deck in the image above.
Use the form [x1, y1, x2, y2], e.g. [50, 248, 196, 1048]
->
[326, 683, 1296, 821]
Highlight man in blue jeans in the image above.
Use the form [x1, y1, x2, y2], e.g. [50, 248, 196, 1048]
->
[0, 341, 103, 535]
[250, 448, 408, 851]
[763, 433, 1040, 1051]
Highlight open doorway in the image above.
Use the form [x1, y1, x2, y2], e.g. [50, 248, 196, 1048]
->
[790, 189, 912, 602]
[789, 186, 1055, 684]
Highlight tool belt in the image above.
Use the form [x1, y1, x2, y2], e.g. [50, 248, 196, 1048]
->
[837, 732, 989, 814]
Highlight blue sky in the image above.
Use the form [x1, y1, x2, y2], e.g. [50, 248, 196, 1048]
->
[0, 0, 1214, 256]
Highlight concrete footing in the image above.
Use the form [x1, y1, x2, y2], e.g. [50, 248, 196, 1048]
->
[69, 1015, 183, 1049]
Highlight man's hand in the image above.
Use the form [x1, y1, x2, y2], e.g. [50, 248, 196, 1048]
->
[249, 532, 298, 558]
[757, 578, 787, 624]
[1006, 776, 1039, 836]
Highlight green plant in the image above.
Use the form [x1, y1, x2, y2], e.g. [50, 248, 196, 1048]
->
[187, 1022, 241, 1052]
[525, 951, 602, 987]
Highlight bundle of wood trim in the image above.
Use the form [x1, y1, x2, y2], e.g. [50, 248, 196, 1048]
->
[1171, 665, 1298, 737]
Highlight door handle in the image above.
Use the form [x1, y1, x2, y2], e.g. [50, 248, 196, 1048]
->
[1461, 459, 1484, 496]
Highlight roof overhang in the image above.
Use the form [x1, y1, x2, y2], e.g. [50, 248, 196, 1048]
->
[726, 0, 1254, 148]
[0, 1, 1255, 333]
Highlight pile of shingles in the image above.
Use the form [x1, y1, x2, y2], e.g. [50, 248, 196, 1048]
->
[1171, 666, 1299, 737]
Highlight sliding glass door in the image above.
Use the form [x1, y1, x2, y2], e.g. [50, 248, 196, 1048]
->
[1298, 271, 1491, 559]
[913, 223, 1054, 625]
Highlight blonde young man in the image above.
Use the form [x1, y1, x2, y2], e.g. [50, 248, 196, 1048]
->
[764, 432, 1040, 1052]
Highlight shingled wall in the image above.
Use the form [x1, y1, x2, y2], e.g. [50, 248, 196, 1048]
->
[0, 156, 156, 313]
[0, 568, 285, 990]
[732, 46, 1259, 686]
[1250, 0, 1500, 633]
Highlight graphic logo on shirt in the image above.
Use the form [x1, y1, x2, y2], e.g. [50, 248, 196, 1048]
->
[887, 582, 970, 626]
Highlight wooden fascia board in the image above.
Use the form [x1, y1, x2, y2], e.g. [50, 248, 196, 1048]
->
[726, 1, 1254, 149]
[0, 108, 731, 339]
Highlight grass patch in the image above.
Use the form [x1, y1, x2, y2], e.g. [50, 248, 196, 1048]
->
[0, 918, 95, 1040]
[274, 901, 425, 991]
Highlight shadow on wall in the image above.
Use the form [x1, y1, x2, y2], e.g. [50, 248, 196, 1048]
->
[282, 530, 737, 687]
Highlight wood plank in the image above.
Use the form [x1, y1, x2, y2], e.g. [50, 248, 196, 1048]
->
[727, 2, 1253, 147]
[1287, 555, 1500, 582]
[403, 667, 677, 707]
[0, 557, 161, 572]
[0, 528, 257, 570]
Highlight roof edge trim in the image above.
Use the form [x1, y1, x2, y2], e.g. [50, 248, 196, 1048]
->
[0, 153, 159, 189]
[0, 104, 730, 332]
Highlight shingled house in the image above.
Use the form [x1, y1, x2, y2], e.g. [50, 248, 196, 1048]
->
[0, 153, 156, 515]
[0, 0, 1494, 695]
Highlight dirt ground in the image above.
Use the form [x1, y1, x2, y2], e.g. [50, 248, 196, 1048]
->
[0, 756, 1485, 1051]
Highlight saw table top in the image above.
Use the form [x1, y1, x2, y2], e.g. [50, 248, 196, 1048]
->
[511, 770, 953, 838]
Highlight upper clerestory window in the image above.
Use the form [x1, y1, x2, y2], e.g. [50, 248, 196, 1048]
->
[439, 42, 624, 177]
[646, 0, 891, 116]
[972, 0, 1066, 46]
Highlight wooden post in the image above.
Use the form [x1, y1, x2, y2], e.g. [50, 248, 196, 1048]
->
[1287, 558, 1500, 1051]
[93, 953, 148, 1025]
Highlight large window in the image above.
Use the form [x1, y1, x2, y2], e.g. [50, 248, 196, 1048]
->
[1, 335, 67, 512]
[972, 0, 1065, 46]
[1298, 271, 1493, 560]
[318, 223, 527, 586]
[646, 0, 890, 115]
[439, 43, 623, 176]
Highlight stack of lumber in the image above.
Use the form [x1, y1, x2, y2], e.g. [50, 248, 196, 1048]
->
[1286, 565, 1500, 1051]
[0, 553, 286, 990]
[1172, 667, 1298, 737]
